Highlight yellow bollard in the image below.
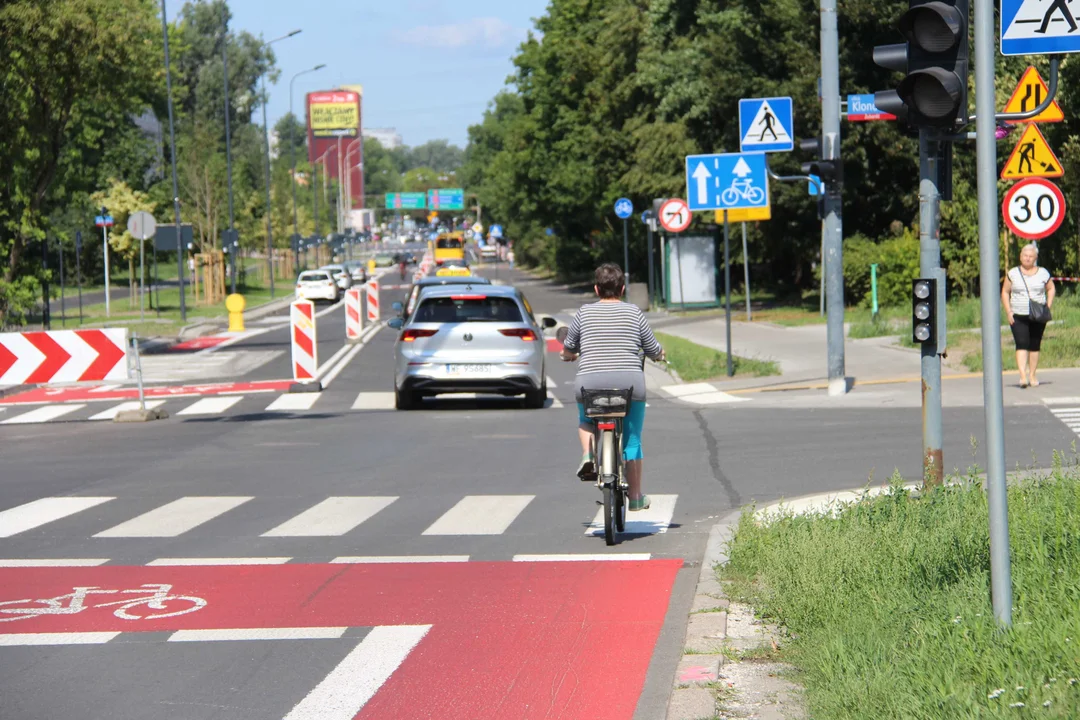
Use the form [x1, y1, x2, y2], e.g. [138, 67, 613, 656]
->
[368, 258, 376, 273]
[226, 293, 246, 332]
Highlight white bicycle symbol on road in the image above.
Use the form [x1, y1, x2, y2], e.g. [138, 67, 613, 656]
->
[721, 178, 765, 205]
[0, 584, 207, 622]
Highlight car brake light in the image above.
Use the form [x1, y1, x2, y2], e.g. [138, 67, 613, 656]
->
[401, 329, 437, 342]
[597, 422, 616, 430]
[499, 328, 537, 341]
[451, 295, 486, 300]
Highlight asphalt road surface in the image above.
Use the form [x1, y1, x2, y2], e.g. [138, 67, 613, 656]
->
[2, 263, 1078, 719]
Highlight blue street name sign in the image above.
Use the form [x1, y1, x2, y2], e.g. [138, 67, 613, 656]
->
[94, 215, 115, 228]
[1002, 0, 1080, 56]
[614, 198, 633, 219]
[846, 94, 897, 121]
[685, 152, 769, 212]
[738, 97, 794, 153]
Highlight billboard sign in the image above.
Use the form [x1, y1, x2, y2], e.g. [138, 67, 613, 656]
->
[308, 91, 359, 138]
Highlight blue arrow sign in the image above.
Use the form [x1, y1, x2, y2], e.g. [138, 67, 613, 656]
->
[738, 97, 794, 153]
[614, 197, 633, 219]
[685, 152, 769, 212]
[1002, 0, 1080, 56]
[808, 174, 822, 197]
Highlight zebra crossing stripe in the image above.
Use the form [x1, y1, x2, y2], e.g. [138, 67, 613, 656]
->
[422, 495, 535, 536]
[262, 497, 398, 537]
[176, 396, 243, 415]
[94, 496, 253, 538]
[0, 497, 114, 538]
[586, 494, 679, 537]
[90, 400, 166, 421]
[351, 392, 395, 410]
[331, 555, 470, 564]
[0, 632, 121, 647]
[146, 557, 291, 566]
[1, 404, 87, 424]
[169, 627, 346, 642]
[265, 393, 322, 412]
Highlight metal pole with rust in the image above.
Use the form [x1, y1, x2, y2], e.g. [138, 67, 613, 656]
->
[919, 130, 943, 485]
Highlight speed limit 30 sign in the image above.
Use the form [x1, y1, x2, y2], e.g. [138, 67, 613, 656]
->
[1003, 178, 1066, 241]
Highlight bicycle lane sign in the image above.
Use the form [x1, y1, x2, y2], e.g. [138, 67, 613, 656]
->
[0, 561, 681, 719]
[685, 152, 770, 212]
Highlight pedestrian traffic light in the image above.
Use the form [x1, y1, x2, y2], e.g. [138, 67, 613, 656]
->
[798, 137, 843, 187]
[912, 275, 947, 351]
[873, 1, 970, 129]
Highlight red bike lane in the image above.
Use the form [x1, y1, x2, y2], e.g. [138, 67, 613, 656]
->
[0, 559, 681, 719]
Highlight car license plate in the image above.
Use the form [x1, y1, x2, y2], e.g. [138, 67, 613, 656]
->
[446, 364, 491, 375]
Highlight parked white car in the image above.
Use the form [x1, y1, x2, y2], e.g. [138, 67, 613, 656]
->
[295, 270, 340, 302]
[320, 264, 353, 290]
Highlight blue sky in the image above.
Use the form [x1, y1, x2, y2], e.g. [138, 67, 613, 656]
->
[192, 0, 549, 148]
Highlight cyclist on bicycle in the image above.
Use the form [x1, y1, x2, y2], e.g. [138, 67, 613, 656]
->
[561, 263, 664, 511]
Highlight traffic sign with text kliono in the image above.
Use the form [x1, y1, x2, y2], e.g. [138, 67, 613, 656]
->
[1002, 0, 1080, 56]
[738, 97, 794, 152]
[1003, 67, 1065, 123]
[846, 94, 896, 122]
[1003, 177, 1066, 240]
[686, 152, 769, 212]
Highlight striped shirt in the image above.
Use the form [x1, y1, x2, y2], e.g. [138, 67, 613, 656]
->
[1008, 267, 1051, 316]
[564, 301, 663, 375]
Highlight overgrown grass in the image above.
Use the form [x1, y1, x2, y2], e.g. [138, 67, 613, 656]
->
[655, 331, 779, 381]
[722, 458, 1080, 719]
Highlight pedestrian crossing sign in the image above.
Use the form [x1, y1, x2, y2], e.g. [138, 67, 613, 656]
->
[1002, 67, 1064, 124]
[738, 97, 794, 153]
[1001, 123, 1063, 181]
[1002, 0, 1080, 55]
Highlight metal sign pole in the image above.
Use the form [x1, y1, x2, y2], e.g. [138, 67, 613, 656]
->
[102, 222, 111, 318]
[919, 129, 944, 484]
[139, 233, 145, 322]
[975, 0, 1012, 628]
[646, 218, 655, 308]
[59, 241, 65, 327]
[821, 0, 846, 395]
[41, 237, 51, 331]
[75, 231, 83, 325]
[724, 211, 733, 377]
[622, 217, 630, 281]
[741, 222, 751, 321]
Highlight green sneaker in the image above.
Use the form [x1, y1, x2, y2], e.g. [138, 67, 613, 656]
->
[628, 494, 651, 512]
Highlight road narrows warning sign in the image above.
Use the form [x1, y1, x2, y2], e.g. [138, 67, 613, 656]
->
[1001, 124, 1063, 180]
[1003, 67, 1064, 124]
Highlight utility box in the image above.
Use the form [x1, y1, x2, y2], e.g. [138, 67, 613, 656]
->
[664, 235, 719, 309]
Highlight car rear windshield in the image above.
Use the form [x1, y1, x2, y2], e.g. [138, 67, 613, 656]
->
[299, 272, 330, 282]
[413, 296, 523, 323]
[436, 238, 462, 249]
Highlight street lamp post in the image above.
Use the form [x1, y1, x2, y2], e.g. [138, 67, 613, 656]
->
[290, 64, 326, 262]
[221, 2, 237, 295]
[161, 0, 185, 322]
[258, 29, 301, 299]
[314, 146, 337, 240]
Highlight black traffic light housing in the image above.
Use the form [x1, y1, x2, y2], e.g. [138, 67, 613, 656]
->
[874, 1, 970, 129]
[798, 137, 843, 186]
[912, 272, 947, 352]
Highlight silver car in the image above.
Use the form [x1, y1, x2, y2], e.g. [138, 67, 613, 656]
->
[388, 285, 557, 410]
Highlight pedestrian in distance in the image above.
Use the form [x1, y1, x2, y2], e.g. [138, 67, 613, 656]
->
[1001, 242, 1056, 388]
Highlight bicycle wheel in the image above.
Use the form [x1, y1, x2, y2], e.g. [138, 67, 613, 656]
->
[747, 187, 765, 203]
[615, 446, 626, 533]
[114, 596, 206, 620]
[721, 187, 739, 205]
[600, 429, 618, 545]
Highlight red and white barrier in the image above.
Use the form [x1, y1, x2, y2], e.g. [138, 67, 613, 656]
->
[290, 300, 318, 382]
[344, 287, 363, 340]
[0, 328, 128, 386]
[366, 278, 380, 324]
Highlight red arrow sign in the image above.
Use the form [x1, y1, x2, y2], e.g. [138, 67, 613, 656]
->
[0, 342, 16, 379]
[22, 332, 72, 384]
[77, 329, 126, 382]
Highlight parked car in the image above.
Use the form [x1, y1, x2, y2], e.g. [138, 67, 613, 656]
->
[342, 260, 368, 284]
[295, 270, 340, 303]
[388, 284, 557, 410]
[373, 252, 396, 267]
[320, 264, 353, 290]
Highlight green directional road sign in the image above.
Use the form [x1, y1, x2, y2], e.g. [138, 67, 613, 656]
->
[427, 188, 465, 211]
[386, 192, 426, 210]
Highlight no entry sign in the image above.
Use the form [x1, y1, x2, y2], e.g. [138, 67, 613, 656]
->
[1003, 177, 1066, 240]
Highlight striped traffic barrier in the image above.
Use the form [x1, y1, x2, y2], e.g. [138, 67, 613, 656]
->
[0, 328, 128, 385]
[290, 300, 319, 390]
[366, 277, 380, 324]
[345, 287, 363, 341]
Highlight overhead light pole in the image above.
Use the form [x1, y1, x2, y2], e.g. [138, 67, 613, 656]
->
[290, 64, 326, 261]
[220, 2, 237, 295]
[258, 28, 301, 297]
[161, 0, 185, 322]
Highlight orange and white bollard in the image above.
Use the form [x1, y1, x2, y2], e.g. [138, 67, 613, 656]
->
[366, 278, 380, 324]
[345, 287, 363, 341]
[290, 299, 319, 390]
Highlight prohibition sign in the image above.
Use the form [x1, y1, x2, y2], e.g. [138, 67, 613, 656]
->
[658, 198, 693, 233]
[1003, 177, 1066, 241]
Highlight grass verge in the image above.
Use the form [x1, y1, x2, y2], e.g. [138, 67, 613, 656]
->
[721, 460, 1080, 719]
[655, 331, 779, 381]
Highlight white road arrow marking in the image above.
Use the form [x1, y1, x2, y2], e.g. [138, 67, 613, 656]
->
[692, 162, 712, 204]
[732, 157, 753, 178]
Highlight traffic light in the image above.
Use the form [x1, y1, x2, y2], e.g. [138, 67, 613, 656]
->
[798, 137, 843, 186]
[912, 273, 946, 350]
[873, 1, 970, 129]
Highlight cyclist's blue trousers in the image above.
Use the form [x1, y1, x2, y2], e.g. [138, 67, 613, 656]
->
[578, 400, 647, 462]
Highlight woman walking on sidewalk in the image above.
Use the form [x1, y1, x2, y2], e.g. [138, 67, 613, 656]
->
[1002, 242, 1055, 388]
